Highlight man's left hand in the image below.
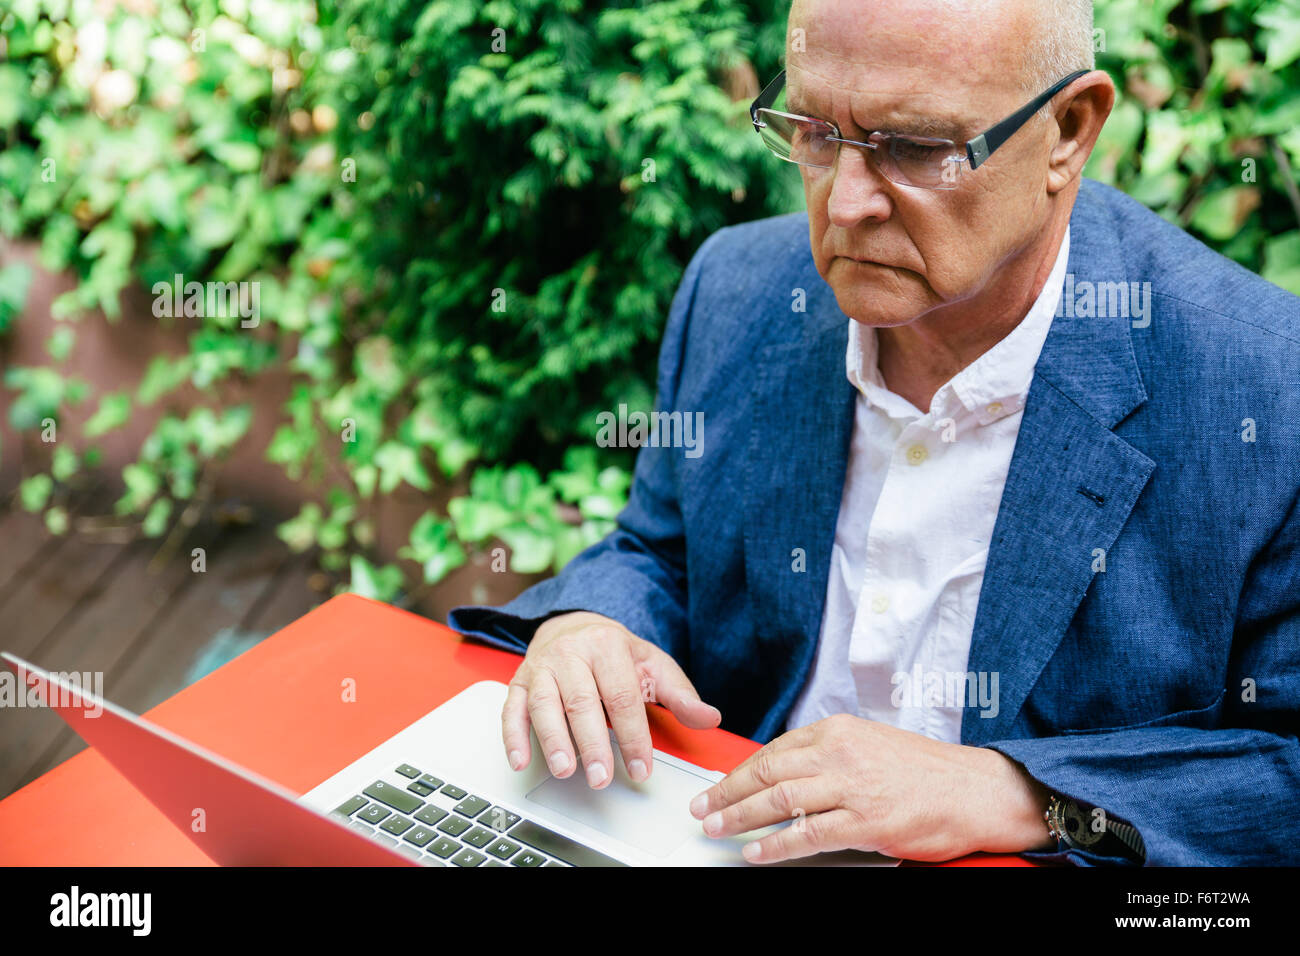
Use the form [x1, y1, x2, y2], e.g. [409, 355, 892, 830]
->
[688, 713, 1055, 863]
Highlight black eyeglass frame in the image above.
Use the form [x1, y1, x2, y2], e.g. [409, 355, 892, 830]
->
[749, 69, 1090, 174]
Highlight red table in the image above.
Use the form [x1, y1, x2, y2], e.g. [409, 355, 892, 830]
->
[0, 594, 1032, 866]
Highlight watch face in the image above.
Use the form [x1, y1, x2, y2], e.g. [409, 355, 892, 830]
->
[1063, 801, 1105, 847]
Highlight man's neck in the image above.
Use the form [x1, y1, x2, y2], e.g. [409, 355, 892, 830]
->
[874, 206, 1071, 414]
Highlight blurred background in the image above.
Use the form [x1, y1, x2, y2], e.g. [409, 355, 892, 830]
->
[0, 0, 1297, 798]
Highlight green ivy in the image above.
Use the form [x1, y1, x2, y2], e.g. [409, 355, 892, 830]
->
[0, 0, 1296, 607]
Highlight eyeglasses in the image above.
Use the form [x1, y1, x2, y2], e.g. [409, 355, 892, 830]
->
[749, 70, 1089, 190]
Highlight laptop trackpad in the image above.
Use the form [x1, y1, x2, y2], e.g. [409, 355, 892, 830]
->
[524, 753, 715, 859]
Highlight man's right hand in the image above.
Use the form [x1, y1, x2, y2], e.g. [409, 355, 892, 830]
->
[502, 611, 721, 789]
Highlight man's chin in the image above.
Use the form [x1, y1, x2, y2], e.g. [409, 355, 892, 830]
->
[829, 287, 924, 328]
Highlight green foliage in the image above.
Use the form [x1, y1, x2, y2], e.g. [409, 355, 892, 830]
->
[0, 0, 1296, 605]
[1085, 0, 1300, 290]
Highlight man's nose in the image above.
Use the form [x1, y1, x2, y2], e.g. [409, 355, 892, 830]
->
[826, 144, 893, 227]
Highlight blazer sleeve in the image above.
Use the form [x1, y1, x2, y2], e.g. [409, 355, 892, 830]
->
[983, 485, 1300, 866]
[444, 230, 722, 658]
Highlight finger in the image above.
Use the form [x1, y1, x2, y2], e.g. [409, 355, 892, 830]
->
[741, 808, 866, 865]
[690, 742, 823, 818]
[502, 679, 533, 771]
[636, 645, 721, 729]
[524, 669, 578, 778]
[549, 655, 617, 789]
[590, 643, 654, 783]
[700, 774, 836, 840]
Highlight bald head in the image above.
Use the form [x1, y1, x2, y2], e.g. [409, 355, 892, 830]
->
[788, 0, 1094, 100]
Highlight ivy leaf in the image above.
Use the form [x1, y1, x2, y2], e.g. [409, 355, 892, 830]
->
[498, 522, 554, 574]
[347, 555, 403, 602]
[51, 445, 78, 481]
[0, 262, 33, 334]
[142, 497, 173, 537]
[44, 505, 69, 536]
[277, 503, 323, 552]
[20, 473, 53, 512]
[447, 496, 512, 542]
[83, 392, 132, 437]
[374, 441, 432, 493]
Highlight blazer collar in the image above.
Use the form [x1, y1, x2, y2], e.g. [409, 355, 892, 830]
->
[747, 183, 1155, 742]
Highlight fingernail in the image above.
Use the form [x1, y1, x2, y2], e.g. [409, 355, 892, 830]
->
[743, 842, 762, 862]
[703, 812, 722, 836]
[508, 750, 523, 770]
[586, 762, 608, 787]
[690, 792, 709, 817]
[628, 759, 648, 781]
[549, 751, 570, 774]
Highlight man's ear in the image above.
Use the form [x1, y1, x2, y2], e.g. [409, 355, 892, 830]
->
[1046, 72, 1115, 193]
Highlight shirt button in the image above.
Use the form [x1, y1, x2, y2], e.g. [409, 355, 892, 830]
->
[870, 593, 890, 613]
[905, 443, 928, 465]
[986, 401, 1003, 416]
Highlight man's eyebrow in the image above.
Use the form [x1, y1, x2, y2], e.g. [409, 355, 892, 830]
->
[785, 92, 964, 140]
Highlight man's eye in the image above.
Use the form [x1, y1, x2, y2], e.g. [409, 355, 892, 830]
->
[889, 137, 952, 161]
[792, 122, 831, 149]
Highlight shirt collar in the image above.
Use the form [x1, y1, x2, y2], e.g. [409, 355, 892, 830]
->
[846, 225, 1070, 426]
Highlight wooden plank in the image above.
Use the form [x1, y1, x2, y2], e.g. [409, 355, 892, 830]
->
[18, 525, 297, 791]
[241, 553, 321, 635]
[0, 530, 206, 798]
[0, 530, 133, 661]
[0, 508, 57, 595]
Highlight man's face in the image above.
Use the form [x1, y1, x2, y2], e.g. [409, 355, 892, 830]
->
[789, 0, 1058, 327]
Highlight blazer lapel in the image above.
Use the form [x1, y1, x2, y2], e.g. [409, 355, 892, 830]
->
[745, 287, 855, 692]
[961, 191, 1156, 745]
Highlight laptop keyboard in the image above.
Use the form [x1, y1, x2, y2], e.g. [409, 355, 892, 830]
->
[330, 762, 627, 867]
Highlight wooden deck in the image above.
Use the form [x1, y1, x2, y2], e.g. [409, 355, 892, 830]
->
[0, 503, 322, 800]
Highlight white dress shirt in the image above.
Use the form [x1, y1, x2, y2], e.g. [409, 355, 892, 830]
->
[785, 227, 1071, 742]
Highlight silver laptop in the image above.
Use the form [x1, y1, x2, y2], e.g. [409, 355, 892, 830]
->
[2, 653, 895, 867]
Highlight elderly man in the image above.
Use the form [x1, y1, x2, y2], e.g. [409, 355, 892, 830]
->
[450, 0, 1300, 866]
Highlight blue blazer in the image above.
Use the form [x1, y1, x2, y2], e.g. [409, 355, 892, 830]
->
[450, 179, 1300, 866]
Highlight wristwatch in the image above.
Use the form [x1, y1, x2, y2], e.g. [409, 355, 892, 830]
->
[1044, 792, 1146, 862]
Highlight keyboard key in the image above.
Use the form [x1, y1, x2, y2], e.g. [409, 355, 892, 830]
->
[395, 764, 422, 778]
[332, 795, 368, 818]
[481, 807, 521, 832]
[406, 781, 435, 797]
[415, 805, 448, 827]
[359, 804, 391, 825]
[381, 814, 415, 836]
[462, 827, 495, 849]
[364, 781, 423, 814]
[484, 860, 506, 867]
[349, 821, 375, 836]
[369, 832, 398, 847]
[437, 815, 472, 837]
[509, 819, 627, 867]
[395, 845, 422, 860]
[421, 856, 447, 866]
[453, 796, 491, 818]
[543, 860, 567, 867]
[452, 848, 486, 867]
[440, 783, 468, 800]
[418, 774, 444, 790]
[428, 836, 460, 859]
[487, 838, 521, 860]
[512, 850, 545, 867]
[403, 826, 437, 848]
